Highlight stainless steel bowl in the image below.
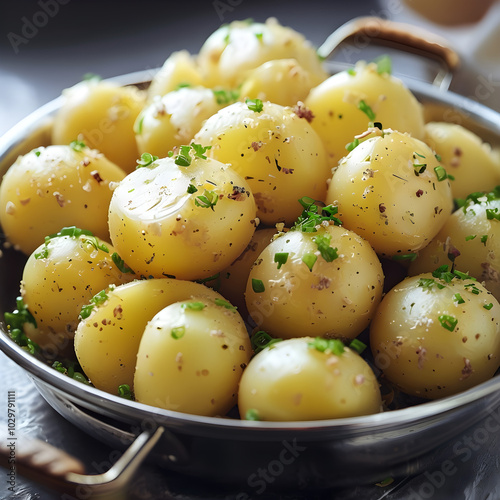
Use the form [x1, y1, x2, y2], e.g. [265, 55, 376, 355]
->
[2, 18, 500, 494]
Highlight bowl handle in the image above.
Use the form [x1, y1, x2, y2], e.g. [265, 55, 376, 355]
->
[1, 428, 164, 498]
[318, 16, 460, 90]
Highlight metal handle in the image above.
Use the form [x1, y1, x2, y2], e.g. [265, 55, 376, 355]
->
[318, 16, 461, 90]
[1, 428, 164, 498]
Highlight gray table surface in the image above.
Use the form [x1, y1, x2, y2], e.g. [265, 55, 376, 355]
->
[1, 1, 500, 498]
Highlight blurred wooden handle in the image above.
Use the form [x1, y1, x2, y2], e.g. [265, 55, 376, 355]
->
[319, 16, 460, 71]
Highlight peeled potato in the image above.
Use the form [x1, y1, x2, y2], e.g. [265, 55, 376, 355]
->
[305, 61, 425, 166]
[52, 79, 145, 172]
[134, 297, 252, 416]
[238, 337, 382, 421]
[0, 144, 125, 254]
[74, 278, 223, 394]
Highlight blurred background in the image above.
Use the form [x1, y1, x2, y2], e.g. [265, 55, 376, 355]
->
[1, 0, 500, 498]
[1, 0, 500, 137]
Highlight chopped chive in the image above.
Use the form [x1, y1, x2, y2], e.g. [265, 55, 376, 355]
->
[348, 338, 367, 354]
[434, 166, 448, 181]
[214, 297, 237, 311]
[194, 189, 218, 210]
[438, 314, 457, 331]
[252, 278, 265, 293]
[274, 252, 289, 269]
[358, 100, 376, 121]
[181, 301, 206, 311]
[346, 138, 359, 152]
[118, 384, 134, 400]
[312, 234, 338, 262]
[250, 330, 283, 354]
[465, 235, 476, 241]
[112, 252, 135, 274]
[302, 253, 317, 271]
[374, 54, 392, 75]
[454, 293, 465, 304]
[212, 88, 240, 105]
[69, 139, 86, 152]
[486, 208, 500, 221]
[481, 235, 488, 245]
[308, 337, 345, 355]
[245, 409, 260, 421]
[246, 98, 264, 113]
[171, 326, 186, 339]
[347, 68, 356, 76]
[175, 145, 192, 166]
[136, 152, 158, 168]
[484, 303, 494, 310]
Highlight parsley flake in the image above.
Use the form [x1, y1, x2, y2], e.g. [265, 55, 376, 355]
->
[246, 98, 264, 113]
[358, 100, 376, 121]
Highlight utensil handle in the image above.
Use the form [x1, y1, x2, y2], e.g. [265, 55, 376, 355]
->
[1, 428, 164, 498]
[318, 16, 460, 89]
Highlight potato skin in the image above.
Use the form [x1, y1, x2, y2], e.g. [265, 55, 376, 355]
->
[409, 196, 500, 301]
[0, 145, 125, 254]
[424, 122, 500, 200]
[240, 58, 317, 106]
[195, 100, 330, 226]
[74, 278, 223, 395]
[134, 298, 252, 416]
[21, 233, 132, 355]
[326, 130, 453, 257]
[245, 225, 384, 340]
[370, 272, 500, 399]
[135, 87, 222, 159]
[197, 18, 328, 89]
[305, 62, 425, 166]
[52, 79, 145, 172]
[238, 337, 382, 421]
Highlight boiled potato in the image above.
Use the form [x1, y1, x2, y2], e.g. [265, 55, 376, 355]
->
[197, 18, 328, 89]
[245, 223, 384, 340]
[108, 146, 257, 280]
[305, 61, 425, 166]
[238, 337, 382, 421]
[424, 122, 500, 199]
[240, 58, 317, 106]
[370, 269, 500, 399]
[147, 50, 203, 100]
[52, 79, 145, 172]
[326, 130, 453, 258]
[21, 228, 133, 355]
[74, 278, 223, 394]
[194, 100, 330, 226]
[409, 191, 500, 301]
[135, 86, 223, 159]
[134, 297, 252, 416]
[214, 227, 279, 315]
[0, 144, 126, 254]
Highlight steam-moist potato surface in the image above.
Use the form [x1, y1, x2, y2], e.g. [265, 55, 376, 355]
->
[134, 298, 252, 416]
[196, 18, 328, 89]
[424, 122, 500, 200]
[195, 100, 330, 226]
[326, 130, 454, 257]
[0, 145, 126, 255]
[238, 337, 383, 421]
[245, 224, 384, 340]
[74, 278, 223, 394]
[409, 195, 500, 301]
[52, 79, 145, 172]
[108, 153, 257, 281]
[370, 272, 500, 399]
[305, 61, 425, 166]
[21, 233, 132, 352]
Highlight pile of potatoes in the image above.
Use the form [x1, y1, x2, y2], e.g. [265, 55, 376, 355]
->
[2, 18, 500, 422]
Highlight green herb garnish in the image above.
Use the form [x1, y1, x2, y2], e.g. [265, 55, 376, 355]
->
[195, 189, 219, 210]
[112, 252, 135, 274]
[246, 98, 264, 113]
[313, 234, 338, 262]
[250, 330, 283, 354]
[308, 337, 345, 355]
[182, 301, 206, 311]
[438, 314, 458, 331]
[171, 326, 186, 339]
[251, 278, 265, 293]
[69, 140, 87, 152]
[274, 252, 289, 269]
[358, 100, 376, 121]
[136, 152, 158, 168]
[118, 384, 134, 400]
